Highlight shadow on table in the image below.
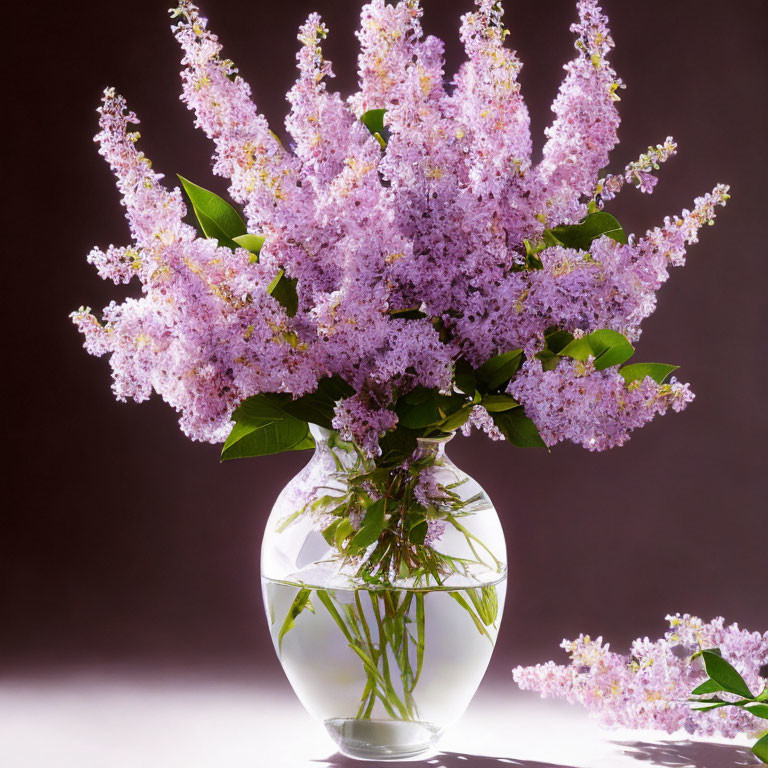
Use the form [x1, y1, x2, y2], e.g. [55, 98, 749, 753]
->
[614, 740, 760, 768]
[316, 752, 575, 768]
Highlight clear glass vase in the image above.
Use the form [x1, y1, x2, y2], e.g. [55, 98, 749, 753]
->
[261, 425, 507, 761]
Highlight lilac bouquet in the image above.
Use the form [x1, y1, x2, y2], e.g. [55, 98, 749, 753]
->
[73, 0, 728, 583]
[71, 2, 738, 750]
[72, 0, 727, 457]
[513, 615, 768, 762]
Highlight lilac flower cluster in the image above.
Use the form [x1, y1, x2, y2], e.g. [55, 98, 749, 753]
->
[513, 615, 768, 739]
[510, 358, 694, 450]
[73, 0, 728, 453]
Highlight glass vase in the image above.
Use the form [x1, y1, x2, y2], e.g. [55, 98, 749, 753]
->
[261, 425, 507, 761]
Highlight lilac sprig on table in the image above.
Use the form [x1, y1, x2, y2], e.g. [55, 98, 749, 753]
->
[513, 615, 768, 763]
[72, 0, 729, 460]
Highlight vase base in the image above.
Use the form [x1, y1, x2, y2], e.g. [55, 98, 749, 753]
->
[324, 717, 442, 761]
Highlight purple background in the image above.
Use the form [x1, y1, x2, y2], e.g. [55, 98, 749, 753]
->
[4, 0, 766, 678]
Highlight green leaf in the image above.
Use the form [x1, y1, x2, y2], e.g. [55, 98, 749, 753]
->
[454, 358, 477, 396]
[481, 394, 521, 412]
[335, 519, 355, 550]
[348, 499, 386, 553]
[321, 520, 340, 546]
[560, 329, 634, 371]
[587, 329, 635, 370]
[400, 386, 434, 405]
[232, 233, 265, 260]
[692, 647, 722, 660]
[388, 307, 427, 320]
[557, 336, 593, 361]
[360, 108, 386, 134]
[193, 208, 241, 251]
[549, 211, 628, 251]
[544, 328, 575, 354]
[475, 350, 524, 391]
[753, 733, 768, 764]
[267, 269, 299, 317]
[282, 376, 355, 430]
[536, 348, 560, 371]
[537, 327, 573, 371]
[437, 404, 473, 432]
[221, 395, 314, 460]
[746, 703, 768, 720]
[378, 426, 419, 466]
[701, 650, 754, 699]
[178, 175, 247, 248]
[360, 108, 389, 146]
[692, 679, 726, 696]
[620, 363, 679, 385]
[410, 519, 428, 546]
[448, 592, 493, 640]
[396, 388, 465, 429]
[690, 700, 734, 712]
[491, 408, 546, 448]
[278, 588, 312, 651]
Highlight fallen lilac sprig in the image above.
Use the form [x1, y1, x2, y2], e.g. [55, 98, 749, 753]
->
[513, 615, 768, 763]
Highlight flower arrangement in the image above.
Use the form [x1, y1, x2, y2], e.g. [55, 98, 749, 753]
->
[513, 615, 768, 762]
[72, 0, 728, 464]
[71, 0, 735, 754]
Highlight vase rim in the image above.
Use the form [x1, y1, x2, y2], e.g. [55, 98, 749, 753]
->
[309, 423, 334, 441]
[416, 433, 455, 445]
[309, 423, 456, 447]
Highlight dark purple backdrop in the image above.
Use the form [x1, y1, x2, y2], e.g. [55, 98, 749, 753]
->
[4, 0, 766, 675]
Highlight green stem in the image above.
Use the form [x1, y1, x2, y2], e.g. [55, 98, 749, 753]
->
[282, 583, 501, 724]
[370, 593, 411, 720]
[318, 590, 397, 718]
[446, 514, 502, 569]
[345, 601, 388, 720]
[413, 592, 426, 688]
[448, 591, 493, 642]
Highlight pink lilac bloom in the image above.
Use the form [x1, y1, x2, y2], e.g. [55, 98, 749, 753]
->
[509, 358, 694, 451]
[332, 394, 398, 456]
[71, 89, 316, 442]
[600, 137, 678, 200]
[513, 615, 768, 740]
[462, 406, 505, 442]
[73, 0, 729, 456]
[412, 464, 449, 547]
[532, 0, 623, 225]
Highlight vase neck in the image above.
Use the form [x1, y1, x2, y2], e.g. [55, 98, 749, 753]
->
[309, 423, 453, 465]
[415, 436, 452, 461]
[309, 423, 334, 443]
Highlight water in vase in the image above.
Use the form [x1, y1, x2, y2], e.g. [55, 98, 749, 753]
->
[262, 576, 506, 760]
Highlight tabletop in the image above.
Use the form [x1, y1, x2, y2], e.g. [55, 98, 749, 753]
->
[0, 670, 759, 768]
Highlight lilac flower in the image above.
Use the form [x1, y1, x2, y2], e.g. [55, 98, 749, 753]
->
[172, 1, 300, 230]
[513, 615, 768, 739]
[451, 0, 531, 197]
[74, 1, 729, 455]
[600, 137, 678, 200]
[533, 0, 623, 224]
[71, 89, 317, 442]
[350, 0, 429, 116]
[509, 358, 694, 451]
[462, 406, 505, 442]
[332, 394, 398, 456]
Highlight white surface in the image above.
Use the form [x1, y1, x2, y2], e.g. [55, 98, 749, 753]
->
[0, 673, 759, 768]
